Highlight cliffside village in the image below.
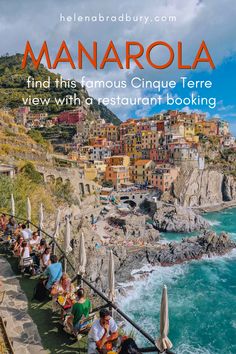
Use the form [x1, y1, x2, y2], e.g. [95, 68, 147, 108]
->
[13, 107, 235, 194]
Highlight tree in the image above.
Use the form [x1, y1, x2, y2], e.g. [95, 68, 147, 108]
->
[21, 162, 44, 184]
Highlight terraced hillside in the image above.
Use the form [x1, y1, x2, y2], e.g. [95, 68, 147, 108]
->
[0, 54, 120, 125]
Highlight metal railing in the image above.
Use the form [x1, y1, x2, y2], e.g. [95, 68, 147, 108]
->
[2, 212, 175, 354]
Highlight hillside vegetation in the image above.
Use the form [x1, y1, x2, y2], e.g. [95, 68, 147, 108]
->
[0, 54, 120, 125]
[0, 162, 78, 223]
[0, 110, 53, 165]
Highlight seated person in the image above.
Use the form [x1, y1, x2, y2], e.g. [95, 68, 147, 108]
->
[29, 232, 40, 250]
[51, 273, 74, 297]
[6, 216, 17, 237]
[13, 235, 24, 257]
[21, 224, 32, 241]
[19, 241, 32, 268]
[40, 247, 51, 271]
[88, 308, 118, 354]
[43, 255, 62, 290]
[60, 273, 74, 294]
[0, 213, 7, 232]
[66, 288, 91, 334]
[13, 224, 23, 239]
[51, 273, 74, 315]
[34, 238, 47, 266]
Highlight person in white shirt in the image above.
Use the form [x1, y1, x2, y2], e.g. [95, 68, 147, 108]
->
[40, 247, 51, 271]
[21, 224, 32, 241]
[88, 308, 118, 354]
[29, 232, 40, 249]
[19, 241, 31, 267]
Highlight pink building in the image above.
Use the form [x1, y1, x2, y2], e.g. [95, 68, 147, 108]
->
[148, 165, 180, 192]
[57, 108, 86, 124]
[150, 148, 170, 163]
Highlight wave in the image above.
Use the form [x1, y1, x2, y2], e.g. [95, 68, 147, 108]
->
[175, 343, 215, 354]
[201, 248, 236, 262]
[118, 263, 188, 306]
[118, 247, 236, 293]
[207, 220, 221, 226]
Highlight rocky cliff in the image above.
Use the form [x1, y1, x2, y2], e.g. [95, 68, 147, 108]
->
[72, 216, 159, 293]
[173, 168, 236, 207]
[153, 203, 209, 232]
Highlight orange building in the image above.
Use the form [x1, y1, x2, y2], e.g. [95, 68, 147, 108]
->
[105, 155, 130, 167]
[104, 155, 130, 190]
[148, 165, 179, 192]
[89, 137, 109, 147]
[105, 165, 129, 190]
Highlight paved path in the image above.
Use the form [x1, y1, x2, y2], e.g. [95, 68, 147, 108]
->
[0, 256, 48, 354]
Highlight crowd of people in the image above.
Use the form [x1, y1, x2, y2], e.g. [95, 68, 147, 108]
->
[0, 213, 142, 354]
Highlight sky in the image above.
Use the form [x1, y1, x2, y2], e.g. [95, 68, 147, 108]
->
[0, 0, 236, 134]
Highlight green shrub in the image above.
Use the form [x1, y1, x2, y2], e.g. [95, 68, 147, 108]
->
[21, 162, 44, 184]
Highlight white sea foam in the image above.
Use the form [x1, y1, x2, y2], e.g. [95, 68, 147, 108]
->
[118, 263, 187, 307]
[175, 343, 214, 354]
[201, 247, 236, 262]
[158, 238, 171, 244]
[207, 220, 221, 226]
[229, 232, 236, 240]
[231, 320, 236, 329]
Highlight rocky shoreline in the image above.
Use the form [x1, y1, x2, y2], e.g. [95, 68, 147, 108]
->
[194, 199, 236, 213]
[74, 214, 236, 292]
[114, 231, 236, 283]
[67, 195, 236, 294]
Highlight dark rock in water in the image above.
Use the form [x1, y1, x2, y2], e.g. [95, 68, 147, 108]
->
[153, 204, 209, 232]
[117, 231, 235, 279]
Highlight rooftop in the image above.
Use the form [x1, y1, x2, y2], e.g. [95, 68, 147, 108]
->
[135, 160, 152, 166]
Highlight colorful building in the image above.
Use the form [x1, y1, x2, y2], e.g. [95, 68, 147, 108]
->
[105, 165, 129, 190]
[148, 165, 180, 192]
[133, 160, 155, 184]
[105, 155, 130, 167]
[57, 108, 86, 124]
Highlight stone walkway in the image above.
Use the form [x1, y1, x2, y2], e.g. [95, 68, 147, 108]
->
[0, 256, 48, 354]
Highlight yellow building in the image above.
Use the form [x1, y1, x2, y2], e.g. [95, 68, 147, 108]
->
[195, 120, 218, 137]
[134, 160, 155, 184]
[141, 131, 161, 149]
[123, 134, 142, 159]
[93, 160, 107, 173]
[195, 121, 205, 135]
[101, 124, 118, 141]
[67, 151, 79, 161]
[84, 166, 98, 181]
[184, 123, 199, 143]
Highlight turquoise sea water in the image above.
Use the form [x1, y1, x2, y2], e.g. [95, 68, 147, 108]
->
[120, 208, 236, 354]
